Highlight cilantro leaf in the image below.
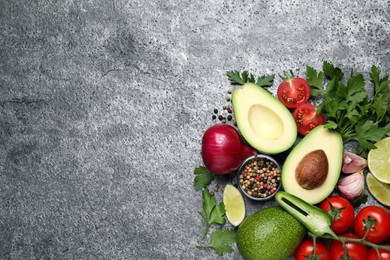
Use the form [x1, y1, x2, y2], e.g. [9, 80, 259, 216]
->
[197, 228, 236, 256]
[202, 189, 216, 219]
[194, 166, 213, 191]
[208, 202, 226, 225]
[227, 70, 248, 85]
[323, 61, 344, 80]
[306, 65, 324, 97]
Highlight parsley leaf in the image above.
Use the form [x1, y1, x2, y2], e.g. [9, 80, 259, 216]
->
[203, 228, 236, 256]
[306, 65, 324, 97]
[227, 70, 274, 88]
[194, 166, 213, 191]
[208, 202, 226, 225]
[202, 189, 217, 219]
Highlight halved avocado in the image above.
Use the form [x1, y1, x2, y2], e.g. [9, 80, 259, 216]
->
[282, 125, 343, 204]
[232, 83, 297, 154]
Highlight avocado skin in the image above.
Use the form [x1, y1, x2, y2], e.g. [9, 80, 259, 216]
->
[236, 206, 307, 260]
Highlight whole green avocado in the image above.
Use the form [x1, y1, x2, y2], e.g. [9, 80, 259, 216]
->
[236, 206, 307, 260]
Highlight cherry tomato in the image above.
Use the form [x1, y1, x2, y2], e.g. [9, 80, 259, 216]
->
[367, 246, 390, 260]
[295, 239, 330, 260]
[292, 103, 326, 136]
[277, 76, 310, 109]
[353, 205, 390, 244]
[319, 196, 355, 234]
[330, 233, 367, 260]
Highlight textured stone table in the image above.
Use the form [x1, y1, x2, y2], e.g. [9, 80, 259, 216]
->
[1, 1, 389, 259]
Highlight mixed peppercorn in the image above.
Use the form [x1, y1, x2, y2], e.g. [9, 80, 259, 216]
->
[212, 89, 236, 125]
[239, 157, 281, 199]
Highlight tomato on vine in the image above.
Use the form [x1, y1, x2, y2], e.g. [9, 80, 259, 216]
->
[330, 233, 367, 260]
[367, 246, 390, 260]
[319, 196, 354, 234]
[353, 205, 390, 244]
[292, 103, 326, 136]
[295, 239, 330, 260]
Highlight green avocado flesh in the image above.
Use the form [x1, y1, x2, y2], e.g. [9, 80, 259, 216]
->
[236, 206, 307, 260]
[232, 83, 297, 154]
[282, 125, 343, 204]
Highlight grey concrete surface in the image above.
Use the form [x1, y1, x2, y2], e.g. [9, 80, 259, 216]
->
[0, 0, 389, 259]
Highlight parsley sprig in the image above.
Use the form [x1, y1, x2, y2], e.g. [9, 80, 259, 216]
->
[227, 70, 275, 88]
[306, 61, 390, 156]
[193, 166, 236, 256]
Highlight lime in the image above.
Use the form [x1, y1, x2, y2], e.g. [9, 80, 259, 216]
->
[366, 172, 390, 207]
[223, 184, 245, 226]
[368, 137, 390, 184]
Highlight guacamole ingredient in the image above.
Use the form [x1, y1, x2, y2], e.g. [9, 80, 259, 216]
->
[329, 233, 368, 260]
[275, 191, 338, 238]
[367, 245, 390, 260]
[201, 124, 256, 175]
[232, 83, 297, 154]
[366, 172, 390, 207]
[319, 196, 355, 235]
[342, 151, 367, 174]
[368, 137, 390, 184]
[295, 149, 328, 190]
[337, 171, 365, 200]
[307, 62, 390, 157]
[293, 103, 326, 136]
[277, 71, 311, 109]
[236, 206, 307, 260]
[295, 238, 330, 260]
[238, 155, 281, 199]
[353, 205, 390, 244]
[282, 125, 343, 204]
[223, 184, 245, 227]
[196, 228, 236, 256]
[194, 166, 214, 191]
[227, 70, 275, 88]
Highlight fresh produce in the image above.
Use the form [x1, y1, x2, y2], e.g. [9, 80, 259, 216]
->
[275, 191, 337, 238]
[231, 83, 297, 154]
[336, 171, 365, 200]
[342, 151, 367, 174]
[307, 62, 390, 156]
[366, 172, 390, 207]
[353, 205, 390, 244]
[319, 196, 355, 235]
[292, 103, 326, 136]
[193, 168, 236, 256]
[201, 124, 256, 175]
[367, 246, 390, 260]
[329, 233, 368, 260]
[281, 125, 343, 204]
[368, 137, 390, 184]
[236, 206, 307, 260]
[295, 239, 330, 260]
[277, 71, 311, 109]
[223, 184, 245, 227]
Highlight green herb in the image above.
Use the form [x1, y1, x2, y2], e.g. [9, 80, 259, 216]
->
[227, 70, 275, 88]
[194, 166, 214, 191]
[306, 61, 390, 156]
[198, 189, 226, 241]
[350, 191, 368, 208]
[196, 228, 236, 256]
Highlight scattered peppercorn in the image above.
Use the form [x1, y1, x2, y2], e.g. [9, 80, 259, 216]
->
[227, 115, 232, 121]
[212, 115, 216, 120]
[214, 108, 218, 114]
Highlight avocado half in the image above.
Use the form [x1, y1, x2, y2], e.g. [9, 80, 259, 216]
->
[282, 125, 343, 204]
[232, 83, 297, 154]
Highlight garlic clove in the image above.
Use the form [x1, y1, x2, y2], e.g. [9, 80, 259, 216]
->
[337, 171, 365, 200]
[342, 151, 367, 174]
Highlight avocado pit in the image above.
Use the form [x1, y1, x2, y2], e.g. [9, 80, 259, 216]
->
[295, 149, 329, 190]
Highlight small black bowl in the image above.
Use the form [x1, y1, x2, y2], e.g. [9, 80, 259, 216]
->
[237, 154, 282, 201]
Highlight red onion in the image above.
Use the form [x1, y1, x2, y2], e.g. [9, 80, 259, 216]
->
[201, 124, 257, 175]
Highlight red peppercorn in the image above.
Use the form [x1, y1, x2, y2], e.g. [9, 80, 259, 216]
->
[244, 168, 249, 174]
[255, 177, 260, 182]
[263, 184, 268, 189]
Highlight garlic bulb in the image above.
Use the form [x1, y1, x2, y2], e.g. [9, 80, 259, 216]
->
[337, 171, 365, 200]
[342, 151, 367, 174]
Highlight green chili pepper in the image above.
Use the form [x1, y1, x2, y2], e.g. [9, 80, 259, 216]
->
[275, 191, 338, 239]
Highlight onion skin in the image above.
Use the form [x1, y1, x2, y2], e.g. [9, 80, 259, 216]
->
[201, 124, 257, 175]
[342, 151, 367, 174]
